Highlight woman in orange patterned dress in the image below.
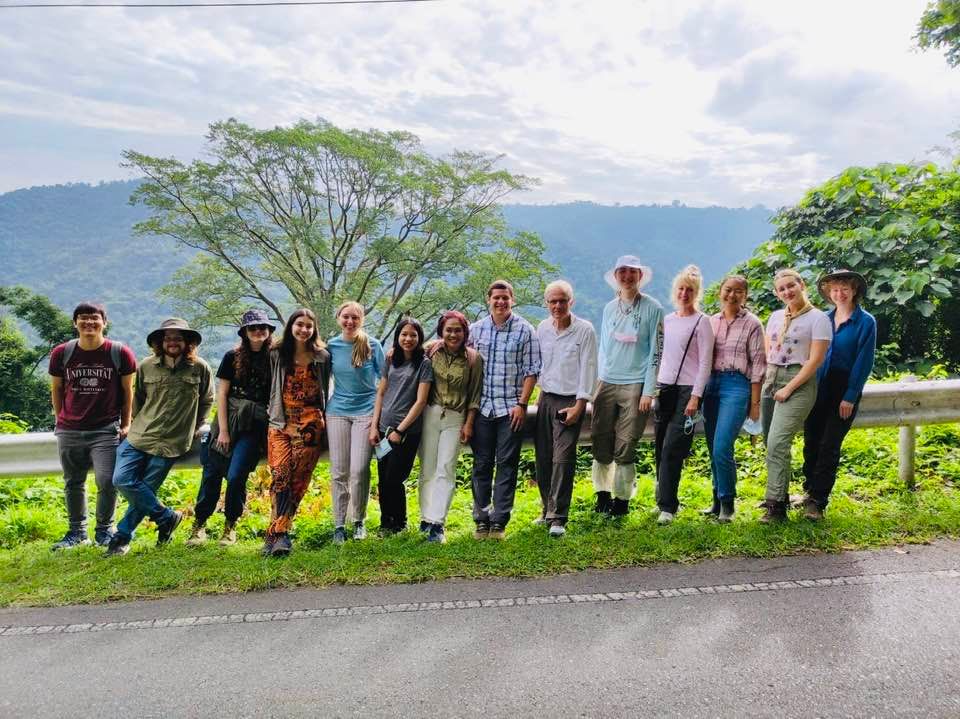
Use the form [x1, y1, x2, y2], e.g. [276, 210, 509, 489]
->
[264, 308, 331, 557]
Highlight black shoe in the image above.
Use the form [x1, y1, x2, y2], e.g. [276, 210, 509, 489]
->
[104, 535, 131, 556]
[473, 521, 491, 540]
[51, 530, 91, 551]
[700, 494, 720, 517]
[419, 520, 431, 534]
[261, 536, 276, 557]
[609, 498, 630, 517]
[156, 510, 184, 545]
[488, 523, 506, 540]
[94, 528, 115, 547]
[718, 499, 735, 523]
[270, 533, 292, 557]
[594, 491, 612, 514]
[427, 523, 446, 544]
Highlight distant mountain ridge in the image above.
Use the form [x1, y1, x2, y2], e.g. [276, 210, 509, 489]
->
[2, 181, 773, 355]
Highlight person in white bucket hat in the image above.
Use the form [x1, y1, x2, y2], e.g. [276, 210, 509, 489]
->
[591, 255, 664, 516]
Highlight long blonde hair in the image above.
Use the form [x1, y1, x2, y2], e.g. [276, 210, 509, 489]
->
[336, 301, 372, 368]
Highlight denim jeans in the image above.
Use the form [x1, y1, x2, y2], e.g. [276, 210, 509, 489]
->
[194, 428, 262, 525]
[702, 371, 751, 501]
[470, 413, 524, 526]
[112, 439, 177, 541]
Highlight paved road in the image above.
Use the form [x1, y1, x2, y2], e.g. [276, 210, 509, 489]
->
[2, 541, 960, 718]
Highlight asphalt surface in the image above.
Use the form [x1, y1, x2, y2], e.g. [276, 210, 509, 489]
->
[2, 541, 960, 718]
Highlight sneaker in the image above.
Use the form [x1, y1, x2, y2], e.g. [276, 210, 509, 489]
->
[219, 522, 237, 547]
[332, 526, 347, 545]
[352, 522, 367, 541]
[802, 499, 824, 521]
[427, 524, 446, 544]
[594, 491, 612, 514]
[378, 525, 398, 538]
[104, 535, 131, 556]
[609, 498, 630, 517]
[271, 533, 292, 557]
[657, 511, 675, 526]
[487, 523, 506, 540]
[156, 510, 184, 545]
[94, 529, 115, 547]
[186, 523, 207, 547]
[51, 531, 91, 551]
[718, 500, 735, 524]
[548, 523, 566, 538]
[419, 520, 430, 534]
[532, 516, 547, 526]
[473, 521, 490, 540]
[759, 501, 787, 524]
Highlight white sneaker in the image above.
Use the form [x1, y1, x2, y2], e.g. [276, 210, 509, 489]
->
[352, 522, 367, 540]
[656, 511, 675, 526]
[548, 524, 566, 538]
[532, 516, 547, 526]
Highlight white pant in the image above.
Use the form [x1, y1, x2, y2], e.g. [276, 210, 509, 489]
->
[418, 404, 465, 525]
[591, 460, 638, 500]
[327, 415, 373, 526]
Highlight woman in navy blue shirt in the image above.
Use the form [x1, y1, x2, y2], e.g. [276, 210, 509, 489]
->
[801, 270, 876, 520]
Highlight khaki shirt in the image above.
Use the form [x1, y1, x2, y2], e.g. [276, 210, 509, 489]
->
[128, 354, 214, 457]
[428, 347, 483, 415]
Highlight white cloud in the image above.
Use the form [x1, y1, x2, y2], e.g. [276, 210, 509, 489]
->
[0, 0, 956, 205]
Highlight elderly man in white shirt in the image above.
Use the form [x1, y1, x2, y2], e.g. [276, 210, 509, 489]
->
[534, 280, 599, 537]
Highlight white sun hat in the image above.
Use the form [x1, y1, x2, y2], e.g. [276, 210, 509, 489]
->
[604, 254, 653, 291]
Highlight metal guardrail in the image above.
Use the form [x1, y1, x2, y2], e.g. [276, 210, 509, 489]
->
[1, 378, 958, 481]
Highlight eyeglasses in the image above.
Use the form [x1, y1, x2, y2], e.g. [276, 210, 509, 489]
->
[683, 412, 704, 436]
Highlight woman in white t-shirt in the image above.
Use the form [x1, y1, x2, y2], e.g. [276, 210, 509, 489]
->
[760, 269, 832, 523]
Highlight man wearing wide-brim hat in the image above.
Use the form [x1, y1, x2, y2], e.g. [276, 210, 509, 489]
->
[106, 318, 214, 555]
[799, 270, 876, 520]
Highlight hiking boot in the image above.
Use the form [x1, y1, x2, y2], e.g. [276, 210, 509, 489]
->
[532, 515, 548, 526]
[186, 522, 207, 547]
[718, 500, 735, 524]
[759, 501, 787, 524]
[104, 535, 131, 556]
[271, 533, 292, 557]
[487, 523, 506, 540]
[790, 493, 808, 509]
[473, 521, 490, 540]
[94, 528, 115, 547]
[261, 536, 276, 557]
[352, 521, 367, 541]
[609, 498, 630, 517]
[427, 523, 446, 544]
[548, 523, 566, 538]
[332, 526, 347, 545]
[802, 499, 824, 521]
[156, 510, 183, 545]
[700, 494, 720, 517]
[219, 521, 238, 546]
[419, 520, 431, 534]
[51, 530, 91, 551]
[656, 511, 675, 526]
[594, 491, 612, 514]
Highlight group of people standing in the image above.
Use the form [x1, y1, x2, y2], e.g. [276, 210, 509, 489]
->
[46, 255, 876, 557]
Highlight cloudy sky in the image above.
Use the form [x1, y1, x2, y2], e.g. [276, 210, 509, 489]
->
[0, 0, 956, 207]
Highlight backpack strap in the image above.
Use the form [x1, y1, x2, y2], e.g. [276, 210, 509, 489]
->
[61, 339, 79, 367]
[108, 340, 124, 371]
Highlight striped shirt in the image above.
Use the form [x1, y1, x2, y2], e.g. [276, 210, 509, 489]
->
[709, 309, 766, 383]
[468, 313, 541, 418]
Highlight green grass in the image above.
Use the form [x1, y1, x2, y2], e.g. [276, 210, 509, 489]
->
[1, 424, 959, 608]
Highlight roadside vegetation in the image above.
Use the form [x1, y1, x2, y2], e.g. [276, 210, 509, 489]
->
[1, 423, 958, 608]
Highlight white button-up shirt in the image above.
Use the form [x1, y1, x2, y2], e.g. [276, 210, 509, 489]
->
[536, 314, 598, 400]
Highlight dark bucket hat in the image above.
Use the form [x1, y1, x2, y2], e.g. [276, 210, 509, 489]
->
[237, 308, 276, 337]
[147, 318, 202, 347]
[817, 269, 868, 305]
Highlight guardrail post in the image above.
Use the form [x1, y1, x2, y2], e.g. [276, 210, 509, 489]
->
[898, 375, 917, 490]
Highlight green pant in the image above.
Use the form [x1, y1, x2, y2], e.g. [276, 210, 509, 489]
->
[761, 365, 817, 503]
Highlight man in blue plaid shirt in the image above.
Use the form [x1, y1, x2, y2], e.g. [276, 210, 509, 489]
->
[467, 280, 541, 540]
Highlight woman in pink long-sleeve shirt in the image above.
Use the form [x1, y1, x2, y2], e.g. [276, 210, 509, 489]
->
[652, 265, 715, 525]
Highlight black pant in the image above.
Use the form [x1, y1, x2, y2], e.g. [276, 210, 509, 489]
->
[377, 433, 421, 530]
[534, 393, 584, 524]
[654, 384, 695, 514]
[803, 369, 858, 508]
[470, 413, 524, 526]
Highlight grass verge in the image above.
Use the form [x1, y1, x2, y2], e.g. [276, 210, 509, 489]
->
[1, 424, 958, 608]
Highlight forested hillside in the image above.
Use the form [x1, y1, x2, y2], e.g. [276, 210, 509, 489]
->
[2, 181, 772, 348]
